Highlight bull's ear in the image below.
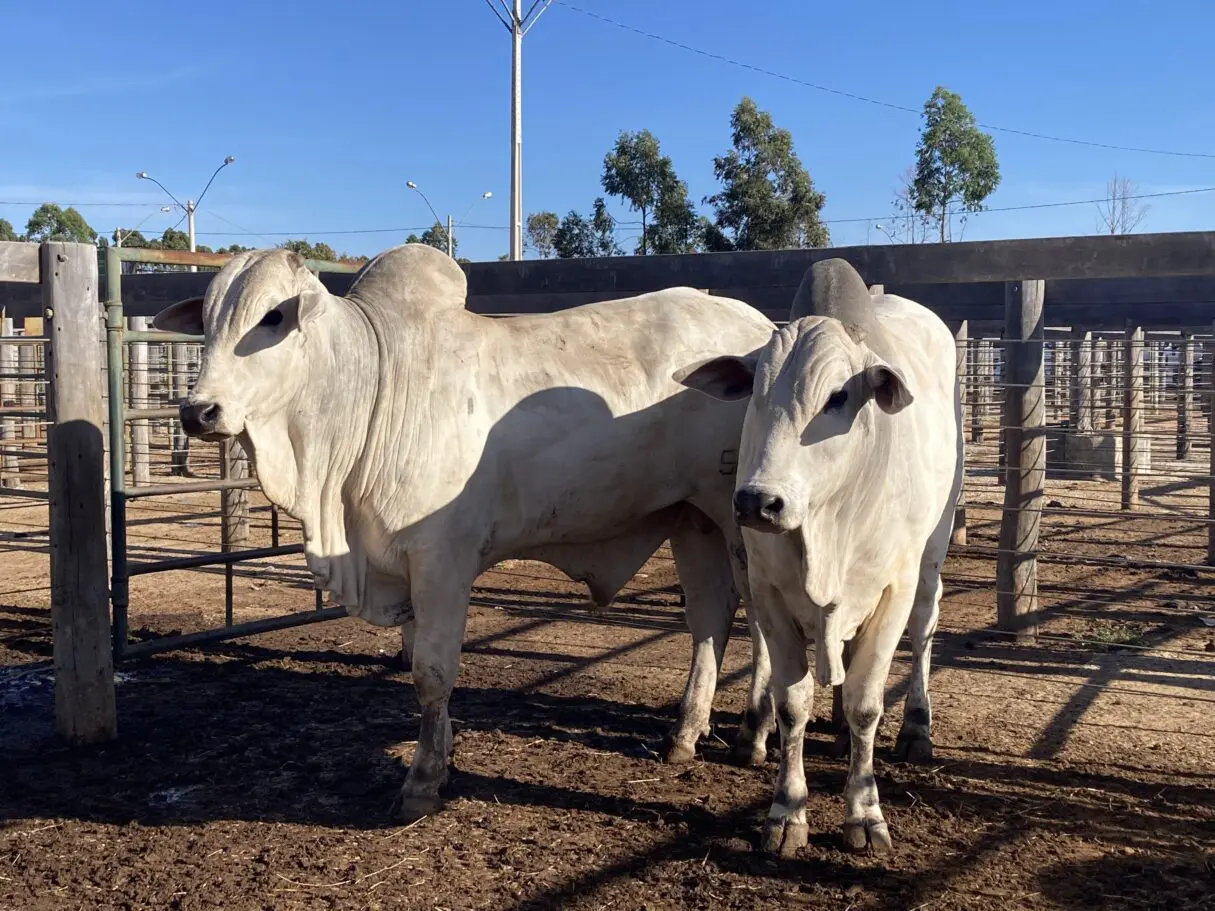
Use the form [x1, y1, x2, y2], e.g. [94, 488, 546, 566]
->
[864, 357, 914, 414]
[673, 354, 759, 402]
[152, 297, 205, 335]
[296, 289, 328, 328]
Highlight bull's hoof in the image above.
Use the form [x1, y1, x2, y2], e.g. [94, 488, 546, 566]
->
[729, 740, 769, 769]
[894, 730, 933, 763]
[761, 817, 809, 858]
[392, 792, 444, 824]
[660, 736, 697, 765]
[842, 818, 892, 854]
[830, 727, 851, 760]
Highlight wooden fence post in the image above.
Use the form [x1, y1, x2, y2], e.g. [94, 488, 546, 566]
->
[220, 438, 250, 549]
[1, 318, 18, 488]
[18, 334, 35, 440]
[1121, 326, 1144, 511]
[42, 241, 118, 745]
[1177, 331, 1193, 460]
[952, 320, 968, 545]
[170, 342, 189, 475]
[127, 316, 150, 486]
[1208, 323, 1215, 565]
[968, 338, 982, 444]
[996, 280, 1044, 641]
[1071, 329, 1093, 432]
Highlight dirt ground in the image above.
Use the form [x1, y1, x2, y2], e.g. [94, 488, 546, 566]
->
[2, 420, 1214, 911]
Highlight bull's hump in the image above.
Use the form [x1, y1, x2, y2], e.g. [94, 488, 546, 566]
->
[347, 243, 468, 314]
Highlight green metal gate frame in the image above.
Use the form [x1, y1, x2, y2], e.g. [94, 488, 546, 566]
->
[105, 246, 361, 661]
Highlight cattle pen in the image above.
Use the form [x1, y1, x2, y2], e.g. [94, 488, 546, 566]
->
[1, 234, 1212, 911]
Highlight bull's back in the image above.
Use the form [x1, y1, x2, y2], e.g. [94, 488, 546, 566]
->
[466, 289, 774, 543]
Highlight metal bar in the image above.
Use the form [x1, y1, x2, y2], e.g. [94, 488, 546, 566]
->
[124, 406, 180, 422]
[124, 330, 202, 344]
[114, 247, 232, 268]
[117, 606, 348, 661]
[0, 447, 49, 458]
[271, 504, 280, 548]
[0, 337, 50, 345]
[0, 487, 50, 500]
[0, 373, 48, 382]
[105, 246, 130, 660]
[122, 477, 260, 499]
[127, 543, 304, 576]
[0, 410, 49, 419]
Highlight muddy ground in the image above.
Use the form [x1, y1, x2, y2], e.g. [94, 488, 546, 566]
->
[1, 423, 1213, 910]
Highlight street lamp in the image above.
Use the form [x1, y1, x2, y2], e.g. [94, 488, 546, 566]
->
[116, 206, 173, 248]
[405, 182, 492, 260]
[137, 155, 236, 272]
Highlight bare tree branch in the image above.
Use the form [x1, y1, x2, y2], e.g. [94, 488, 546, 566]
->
[1096, 172, 1150, 234]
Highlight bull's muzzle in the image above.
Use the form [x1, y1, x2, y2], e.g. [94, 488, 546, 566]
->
[733, 487, 787, 532]
[179, 400, 224, 439]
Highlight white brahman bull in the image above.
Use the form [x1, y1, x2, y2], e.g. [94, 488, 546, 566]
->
[153, 243, 780, 821]
[673, 258, 963, 854]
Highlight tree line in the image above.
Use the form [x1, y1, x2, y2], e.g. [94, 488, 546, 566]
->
[526, 87, 1002, 258]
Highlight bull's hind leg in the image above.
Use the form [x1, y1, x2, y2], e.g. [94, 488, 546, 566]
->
[662, 515, 740, 764]
[395, 568, 473, 823]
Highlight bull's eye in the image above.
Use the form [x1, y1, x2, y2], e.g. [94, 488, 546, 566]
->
[259, 309, 284, 328]
[825, 389, 848, 411]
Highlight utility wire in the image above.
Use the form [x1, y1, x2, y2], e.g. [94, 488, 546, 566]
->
[557, 2, 1215, 161]
[129, 185, 1215, 238]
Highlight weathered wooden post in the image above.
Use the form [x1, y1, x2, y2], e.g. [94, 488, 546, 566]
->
[170, 342, 189, 475]
[220, 438, 250, 549]
[127, 316, 150, 486]
[1208, 323, 1215, 565]
[952, 320, 968, 545]
[18, 333, 36, 440]
[1105, 340, 1121, 428]
[996, 280, 1044, 642]
[42, 241, 118, 745]
[968, 337, 982, 443]
[1177, 331, 1194, 460]
[1070, 328, 1093, 432]
[1, 317, 18, 488]
[1121, 326, 1144, 511]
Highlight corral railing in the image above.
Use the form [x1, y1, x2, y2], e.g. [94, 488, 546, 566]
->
[3, 230, 1213, 748]
[102, 247, 363, 662]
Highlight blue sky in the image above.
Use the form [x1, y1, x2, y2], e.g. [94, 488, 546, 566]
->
[2, 0, 1212, 263]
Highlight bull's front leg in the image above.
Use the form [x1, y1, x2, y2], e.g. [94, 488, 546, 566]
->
[395, 568, 472, 823]
[755, 587, 813, 858]
[839, 581, 915, 853]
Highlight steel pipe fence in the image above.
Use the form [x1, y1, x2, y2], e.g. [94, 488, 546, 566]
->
[103, 246, 363, 661]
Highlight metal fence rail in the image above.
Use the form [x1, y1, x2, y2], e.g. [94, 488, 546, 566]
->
[104, 246, 362, 661]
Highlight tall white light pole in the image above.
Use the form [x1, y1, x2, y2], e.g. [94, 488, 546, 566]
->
[407, 183, 493, 260]
[484, 0, 552, 260]
[136, 155, 236, 271]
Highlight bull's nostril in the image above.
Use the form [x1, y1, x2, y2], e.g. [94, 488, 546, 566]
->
[764, 496, 784, 517]
[200, 404, 220, 426]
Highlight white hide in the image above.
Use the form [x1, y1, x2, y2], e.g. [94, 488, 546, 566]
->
[154, 243, 782, 813]
[676, 285, 964, 854]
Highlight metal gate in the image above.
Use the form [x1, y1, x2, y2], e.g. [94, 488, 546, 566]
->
[104, 246, 361, 661]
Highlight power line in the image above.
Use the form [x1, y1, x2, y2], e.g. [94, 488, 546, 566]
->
[0, 199, 170, 208]
[557, 3, 1215, 161]
[142, 185, 1215, 239]
[822, 184, 1215, 226]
